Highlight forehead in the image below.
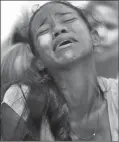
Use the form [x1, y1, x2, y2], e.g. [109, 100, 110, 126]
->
[42, 3, 75, 13]
[31, 3, 78, 24]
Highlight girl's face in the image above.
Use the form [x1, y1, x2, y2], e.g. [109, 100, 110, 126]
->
[30, 2, 94, 69]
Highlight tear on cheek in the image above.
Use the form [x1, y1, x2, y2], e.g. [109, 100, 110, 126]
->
[39, 33, 52, 47]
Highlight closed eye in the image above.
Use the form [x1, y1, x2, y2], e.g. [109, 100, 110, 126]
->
[37, 29, 49, 36]
[62, 17, 77, 24]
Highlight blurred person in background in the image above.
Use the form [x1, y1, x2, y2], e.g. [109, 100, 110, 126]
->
[84, 1, 118, 78]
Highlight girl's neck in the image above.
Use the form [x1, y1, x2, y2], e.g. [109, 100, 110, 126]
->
[49, 59, 101, 121]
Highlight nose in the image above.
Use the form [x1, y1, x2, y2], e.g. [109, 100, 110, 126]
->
[52, 24, 68, 38]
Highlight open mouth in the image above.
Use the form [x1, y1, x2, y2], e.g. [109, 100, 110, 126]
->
[59, 40, 73, 47]
[54, 39, 77, 51]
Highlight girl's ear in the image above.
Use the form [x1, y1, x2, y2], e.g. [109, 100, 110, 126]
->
[33, 58, 45, 72]
[91, 30, 101, 48]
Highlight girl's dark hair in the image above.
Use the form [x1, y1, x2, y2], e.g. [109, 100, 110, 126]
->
[2, 1, 94, 141]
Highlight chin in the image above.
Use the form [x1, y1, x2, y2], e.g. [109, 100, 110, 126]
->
[48, 47, 93, 69]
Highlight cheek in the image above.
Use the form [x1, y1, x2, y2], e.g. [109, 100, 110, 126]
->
[70, 21, 80, 32]
[36, 33, 56, 65]
[72, 21, 91, 39]
[39, 33, 52, 47]
[73, 22, 92, 48]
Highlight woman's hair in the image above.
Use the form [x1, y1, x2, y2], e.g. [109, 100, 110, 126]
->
[1, 1, 95, 140]
[1, 43, 36, 96]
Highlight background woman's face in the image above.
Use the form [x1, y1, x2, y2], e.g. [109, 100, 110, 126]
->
[30, 3, 93, 69]
[92, 5, 118, 61]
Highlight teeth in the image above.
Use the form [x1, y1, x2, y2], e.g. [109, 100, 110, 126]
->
[58, 40, 72, 47]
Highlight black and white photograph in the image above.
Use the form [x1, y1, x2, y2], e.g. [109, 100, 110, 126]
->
[1, 1, 118, 141]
